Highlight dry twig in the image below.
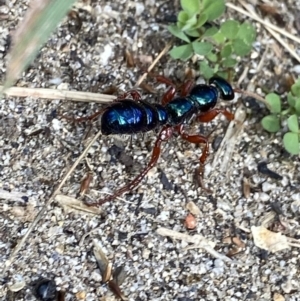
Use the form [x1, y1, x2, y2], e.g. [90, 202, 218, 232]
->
[1, 86, 115, 103]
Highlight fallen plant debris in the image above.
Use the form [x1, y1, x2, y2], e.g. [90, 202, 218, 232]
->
[251, 226, 300, 253]
[79, 171, 94, 196]
[55, 194, 101, 215]
[156, 227, 235, 264]
[93, 240, 128, 301]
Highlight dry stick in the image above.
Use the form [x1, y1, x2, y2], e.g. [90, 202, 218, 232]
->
[237, 65, 249, 87]
[211, 104, 246, 171]
[235, 88, 271, 110]
[1, 86, 115, 103]
[1, 42, 171, 276]
[0, 42, 172, 102]
[226, 2, 300, 45]
[255, 46, 269, 74]
[135, 40, 173, 87]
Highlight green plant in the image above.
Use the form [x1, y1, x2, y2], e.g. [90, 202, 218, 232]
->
[168, 0, 256, 79]
[261, 79, 300, 155]
[2, 0, 76, 92]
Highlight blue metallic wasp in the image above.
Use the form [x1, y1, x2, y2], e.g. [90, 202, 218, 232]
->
[63, 75, 235, 206]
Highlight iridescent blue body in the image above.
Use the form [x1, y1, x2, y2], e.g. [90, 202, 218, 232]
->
[101, 76, 234, 135]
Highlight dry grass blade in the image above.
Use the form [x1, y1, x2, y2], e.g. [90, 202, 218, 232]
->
[2, 0, 76, 91]
[135, 41, 173, 87]
[211, 104, 246, 173]
[0, 86, 115, 103]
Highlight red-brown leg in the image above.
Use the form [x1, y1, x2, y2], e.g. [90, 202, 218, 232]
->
[162, 86, 177, 105]
[161, 80, 194, 105]
[140, 68, 177, 88]
[180, 80, 194, 97]
[141, 69, 195, 104]
[116, 89, 142, 101]
[177, 124, 211, 190]
[197, 108, 234, 123]
[87, 126, 174, 206]
[177, 125, 209, 166]
[140, 70, 179, 103]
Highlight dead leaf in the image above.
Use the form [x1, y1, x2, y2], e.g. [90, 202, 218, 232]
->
[251, 226, 300, 252]
[55, 194, 101, 215]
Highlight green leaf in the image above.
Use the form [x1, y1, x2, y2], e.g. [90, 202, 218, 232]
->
[295, 99, 300, 115]
[3, 0, 76, 91]
[168, 25, 191, 43]
[169, 44, 194, 60]
[291, 81, 300, 97]
[266, 93, 281, 113]
[185, 29, 200, 37]
[202, 0, 226, 21]
[232, 39, 252, 56]
[283, 132, 299, 155]
[214, 65, 220, 75]
[212, 31, 226, 44]
[180, 0, 200, 17]
[220, 44, 232, 58]
[200, 61, 215, 79]
[192, 41, 213, 55]
[237, 22, 256, 44]
[193, 14, 208, 29]
[203, 26, 219, 37]
[287, 115, 299, 133]
[178, 11, 190, 23]
[261, 115, 281, 132]
[206, 52, 218, 62]
[220, 20, 239, 39]
[287, 92, 296, 108]
[216, 71, 227, 79]
[181, 14, 197, 31]
[222, 57, 237, 68]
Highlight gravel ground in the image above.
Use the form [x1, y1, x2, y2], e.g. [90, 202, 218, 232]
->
[1, 0, 300, 300]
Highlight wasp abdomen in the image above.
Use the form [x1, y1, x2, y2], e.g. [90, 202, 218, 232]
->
[101, 99, 168, 135]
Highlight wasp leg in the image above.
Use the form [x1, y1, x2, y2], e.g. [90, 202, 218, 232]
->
[87, 126, 174, 206]
[197, 108, 234, 123]
[177, 124, 211, 191]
